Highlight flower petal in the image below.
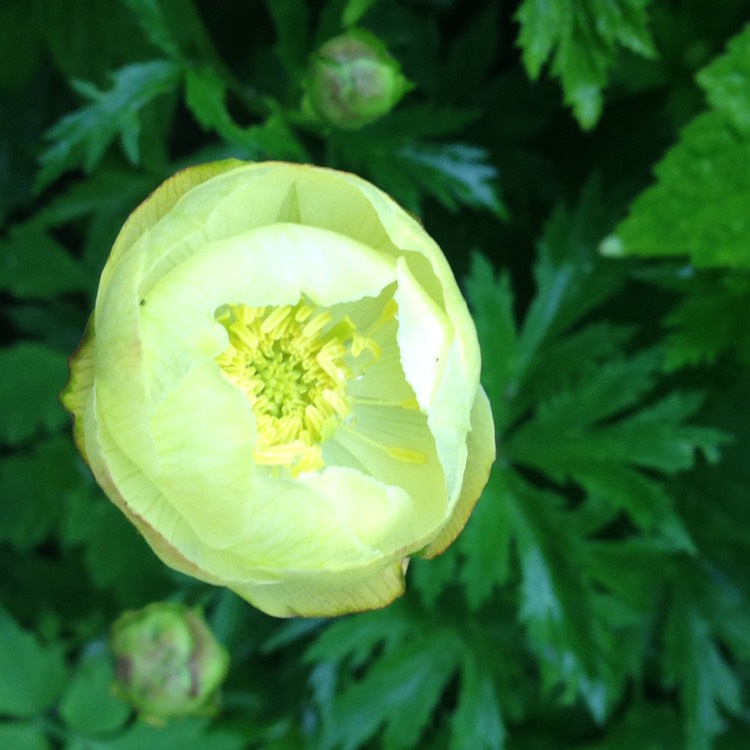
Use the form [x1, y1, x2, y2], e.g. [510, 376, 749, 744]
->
[297, 466, 414, 553]
[228, 560, 408, 618]
[60, 314, 95, 462]
[147, 362, 257, 549]
[421, 385, 495, 558]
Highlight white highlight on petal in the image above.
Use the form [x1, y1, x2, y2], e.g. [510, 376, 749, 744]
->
[393, 256, 452, 412]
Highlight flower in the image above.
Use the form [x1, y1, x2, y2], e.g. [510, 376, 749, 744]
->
[304, 30, 412, 129]
[110, 602, 229, 721]
[62, 161, 495, 617]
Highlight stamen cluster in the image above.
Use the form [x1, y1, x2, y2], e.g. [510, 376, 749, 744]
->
[215, 300, 376, 474]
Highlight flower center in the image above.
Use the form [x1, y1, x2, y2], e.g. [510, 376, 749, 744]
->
[215, 299, 380, 475]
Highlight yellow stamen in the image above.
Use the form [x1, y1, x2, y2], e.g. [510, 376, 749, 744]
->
[215, 299, 379, 475]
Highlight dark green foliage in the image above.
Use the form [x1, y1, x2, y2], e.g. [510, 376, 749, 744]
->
[515, 0, 657, 127]
[3, 1, 750, 749]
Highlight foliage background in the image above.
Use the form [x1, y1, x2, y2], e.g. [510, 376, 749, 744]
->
[2, 1, 750, 748]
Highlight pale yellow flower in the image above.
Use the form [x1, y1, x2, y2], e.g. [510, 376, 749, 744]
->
[62, 161, 495, 617]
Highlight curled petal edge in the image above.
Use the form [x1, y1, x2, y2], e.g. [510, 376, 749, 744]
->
[420, 385, 495, 559]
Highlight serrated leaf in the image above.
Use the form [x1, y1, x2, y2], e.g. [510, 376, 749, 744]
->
[0, 609, 66, 717]
[450, 647, 506, 750]
[0, 722, 51, 750]
[59, 649, 131, 735]
[504, 473, 608, 720]
[36, 59, 182, 189]
[395, 142, 506, 217]
[588, 538, 674, 613]
[0, 343, 69, 446]
[120, 0, 182, 59]
[456, 468, 514, 609]
[0, 222, 92, 299]
[465, 254, 517, 432]
[319, 628, 460, 750]
[576, 465, 694, 551]
[663, 587, 742, 750]
[603, 111, 750, 267]
[305, 605, 412, 672]
[605, 24, 750, 267]
[697, 22, 750, 134]
[509, 364, 725, 481]
[515, 0, 656, 128]
[663, 274, 750, 370]
[185, 67, 259, 150]
[185, 67, 307, 160]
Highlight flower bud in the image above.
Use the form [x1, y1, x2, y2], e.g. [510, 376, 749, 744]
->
[110, 602, 229, 721]
[305, 30, 412, 129]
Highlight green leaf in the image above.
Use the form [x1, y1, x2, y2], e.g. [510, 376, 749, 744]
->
[184, 67, 259, 150]
[509, 360, 722, 475]
[663, 585, 742, 750]
[0, 222, 92, 299]
[515, 0, 657, 128]
[263, 0, 310, 73]
[333, 107, 498, 214]
[408, 548, 458, 609]
[59, 649, 131, 735]
[120, 0, 182, 59]
[185, 67, 307, 160]
[107, 718, 245, 750]
[574, 703, 683, 749]
[393, 142, 506, 218]
[604, 24, 750, 267]
[602, 111, 750, 267]
[36, 59, 182, 189]
[364, 105, 480, 140]
[503, 473, 609, 720]
[456, 469, 514, 609]
[342, 0, 378, 28]
[0, 609, 66, 717]
[697, 22, 750, 135]
[450, 647, 506, 750]
[0, 343, 69, 446]
[60, 489, 172, 606]
[0, 437, 80, 551]
[442, 2, 501, 102]
[0, 722, 51, 750]
[305, 605, 412, 671]
[464, 254, 517, 432]
[319, 627, 461, 750]
[663, 273, 750, 370]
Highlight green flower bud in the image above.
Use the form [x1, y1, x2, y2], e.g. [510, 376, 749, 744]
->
[110, 602, 229, 722]
[305, 30, 412, 129]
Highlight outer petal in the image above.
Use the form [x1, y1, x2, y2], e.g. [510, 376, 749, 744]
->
[420, 386, 495, 558]
[60, 314, 95, 463]
[100, 159, 244, 290]
[228, 560, 408, 618]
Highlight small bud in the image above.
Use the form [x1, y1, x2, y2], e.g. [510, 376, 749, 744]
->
[110, 602, 229, 722]
[305, 30, 412, 129]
